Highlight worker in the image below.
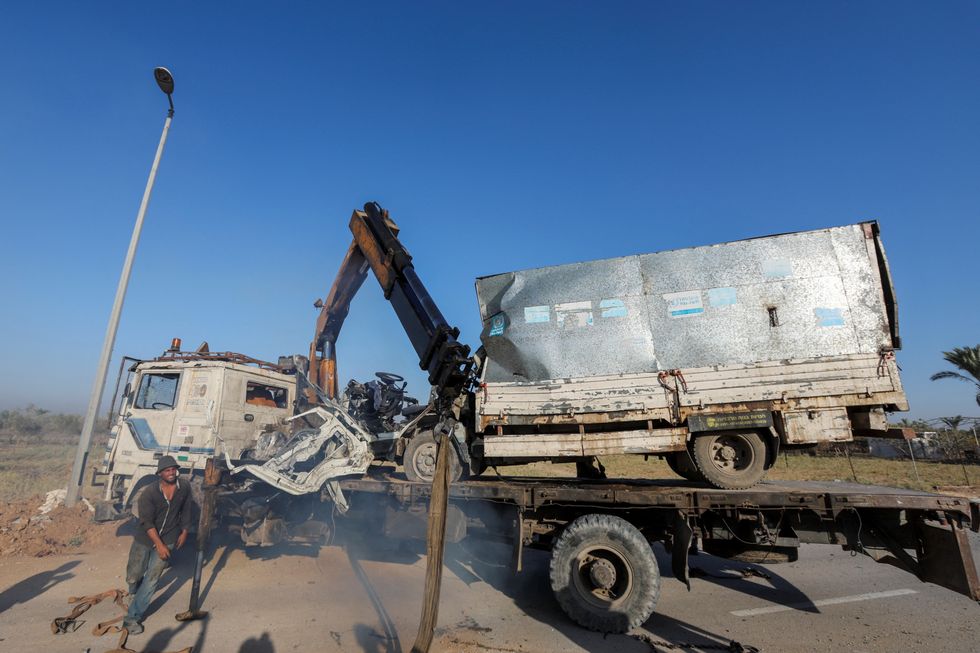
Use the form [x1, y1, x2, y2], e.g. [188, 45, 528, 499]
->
[123, 455, 193, 635]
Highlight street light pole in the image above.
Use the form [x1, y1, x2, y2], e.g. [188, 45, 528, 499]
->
[66, 68, 176, 507]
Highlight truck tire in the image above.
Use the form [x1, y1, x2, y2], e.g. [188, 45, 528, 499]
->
[549, 514, 660, 633]
[403, 431, 464, 483]
[691, 431, 769, 489]
[665, 451, 705, 483]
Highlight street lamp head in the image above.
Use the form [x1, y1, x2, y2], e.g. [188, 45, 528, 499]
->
[154, 67, 175, 95]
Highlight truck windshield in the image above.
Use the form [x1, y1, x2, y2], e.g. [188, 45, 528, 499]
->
[134, 372, 180, 410]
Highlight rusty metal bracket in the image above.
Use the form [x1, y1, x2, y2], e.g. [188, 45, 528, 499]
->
[916, 520, 980, 601]
[672, 511, 693, 590]
[512, 507, 525, 573]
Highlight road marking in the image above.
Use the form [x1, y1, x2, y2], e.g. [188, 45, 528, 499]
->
[730, 588, 918, 617]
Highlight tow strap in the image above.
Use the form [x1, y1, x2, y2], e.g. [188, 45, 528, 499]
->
[51, 588, 193, 653]
[51, 588, 127, 634]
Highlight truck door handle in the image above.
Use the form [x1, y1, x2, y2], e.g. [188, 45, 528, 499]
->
[244, 414, 254, 422]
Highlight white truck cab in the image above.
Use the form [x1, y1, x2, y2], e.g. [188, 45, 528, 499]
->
[97, 346, 298, 518]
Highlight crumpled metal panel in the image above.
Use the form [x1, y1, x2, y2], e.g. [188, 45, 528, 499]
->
[226, 404, 374, 506]
[476, 223, 893, 384]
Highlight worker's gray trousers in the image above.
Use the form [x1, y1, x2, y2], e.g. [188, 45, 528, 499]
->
[124, 540, 171, 625]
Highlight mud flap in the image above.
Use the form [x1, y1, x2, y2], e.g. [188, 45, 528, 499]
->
[672, 510, 693, 590]
[241, 512, 287, 547]
[93, 500, 124, 522]
[917, 521, 980, 600]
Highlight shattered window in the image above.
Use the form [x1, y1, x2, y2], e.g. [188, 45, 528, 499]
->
[134, 373, 180, 410]
[245, 382, 288, 409]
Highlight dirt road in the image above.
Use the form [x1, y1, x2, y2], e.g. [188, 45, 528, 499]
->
[2, 525, 978, 653]
[5, 451, 976, 653]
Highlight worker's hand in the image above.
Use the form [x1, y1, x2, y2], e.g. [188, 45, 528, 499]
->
[155, 541, 171, 561]
[176, 530, 188, 550]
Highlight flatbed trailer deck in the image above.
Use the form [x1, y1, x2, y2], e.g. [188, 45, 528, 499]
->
[336, 471, 980, 632]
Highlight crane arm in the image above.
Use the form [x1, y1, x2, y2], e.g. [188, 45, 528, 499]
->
[308, 202, 473, 410]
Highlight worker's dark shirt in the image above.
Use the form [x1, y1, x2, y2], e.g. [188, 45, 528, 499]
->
[135, 478, 193, 547]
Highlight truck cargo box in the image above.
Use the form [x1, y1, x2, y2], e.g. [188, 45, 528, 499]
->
[473, 221, 907, 487]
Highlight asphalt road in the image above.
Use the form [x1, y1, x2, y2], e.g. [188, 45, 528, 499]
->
[2, 528, 978, 653]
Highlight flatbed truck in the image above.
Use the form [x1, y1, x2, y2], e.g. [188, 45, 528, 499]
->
[328, 468, 980, 633]
[101, 201, 976, 643]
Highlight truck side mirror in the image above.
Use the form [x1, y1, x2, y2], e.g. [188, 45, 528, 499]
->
[123, 382, 132, 400]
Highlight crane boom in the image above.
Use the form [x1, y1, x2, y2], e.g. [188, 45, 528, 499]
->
[308, 202, 473, 411]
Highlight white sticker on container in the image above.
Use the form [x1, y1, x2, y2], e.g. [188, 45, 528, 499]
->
[524, 305, 551, 324]
[663, 291, 704, 318]
[555, 301, 594, 327]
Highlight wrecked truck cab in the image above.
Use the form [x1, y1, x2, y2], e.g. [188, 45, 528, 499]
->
[96, 346, 300, 520]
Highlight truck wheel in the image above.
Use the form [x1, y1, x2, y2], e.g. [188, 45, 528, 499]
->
[403, 432, 463, 483]
[691, 431, 769, 489]
[549, 514, 660, 633]
[665, 451, 705, 483]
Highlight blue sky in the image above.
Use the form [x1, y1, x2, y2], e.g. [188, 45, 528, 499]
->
[1, 2, 977, 420]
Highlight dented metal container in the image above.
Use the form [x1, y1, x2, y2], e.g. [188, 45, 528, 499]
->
[473, 221, 908, 474]
[477, 221, 900, 382]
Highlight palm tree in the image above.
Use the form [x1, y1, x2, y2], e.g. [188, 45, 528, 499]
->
[940, 415, 964, 431]
[930, 345, 980, 407]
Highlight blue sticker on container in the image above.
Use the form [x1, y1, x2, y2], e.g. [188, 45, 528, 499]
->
[489, 313, 507, 336]
[707, 287, 737, 307]
[524, 305, 551, 324]
[814, 308, 845, 327]
[762, 259, 793, 279]
[599, 298, 627, 318]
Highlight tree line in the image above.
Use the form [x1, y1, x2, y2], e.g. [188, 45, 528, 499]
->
[0, 405, 85, 443]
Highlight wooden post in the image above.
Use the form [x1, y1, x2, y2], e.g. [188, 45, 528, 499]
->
[410, 425, 452, 653]
[843, 446, 858, 483]
[907, 438, 921, 483]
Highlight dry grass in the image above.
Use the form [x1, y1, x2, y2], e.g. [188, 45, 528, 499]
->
[0, 443, 74, 500]
[5, 433, 977, 503]
[0, 436, 105, 502]
[490, 453, 980, 498]
[768, 453, 980, 495]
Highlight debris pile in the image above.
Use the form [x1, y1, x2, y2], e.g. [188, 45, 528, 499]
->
[0, 489, 119, 557]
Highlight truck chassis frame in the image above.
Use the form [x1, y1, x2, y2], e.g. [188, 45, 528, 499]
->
[332, 470, 980, 632]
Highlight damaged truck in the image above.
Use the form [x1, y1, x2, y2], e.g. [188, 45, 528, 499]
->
[96, 202, 910, 522]
[93, 203, 980, 637]
[93, 344, 435, 522]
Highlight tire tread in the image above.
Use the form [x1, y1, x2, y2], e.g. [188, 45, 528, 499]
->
[548, 514, 660, 633]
